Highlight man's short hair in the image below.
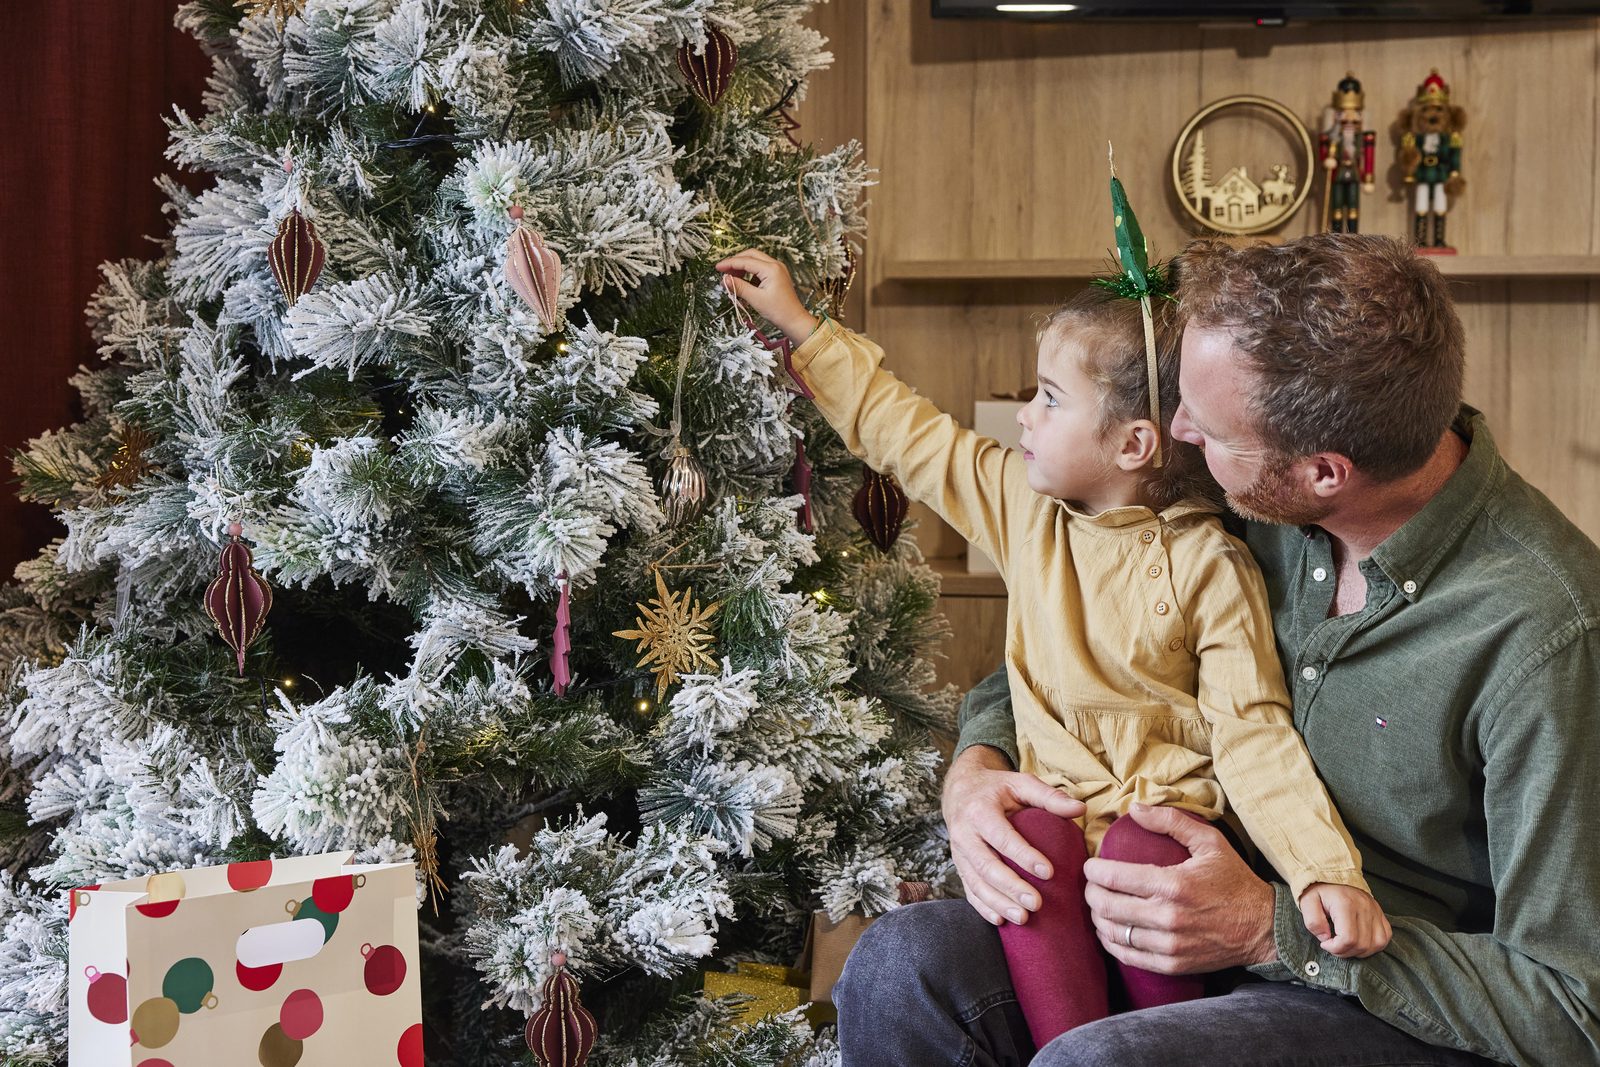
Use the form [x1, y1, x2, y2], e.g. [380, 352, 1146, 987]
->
[1176, 234, 1465, 481]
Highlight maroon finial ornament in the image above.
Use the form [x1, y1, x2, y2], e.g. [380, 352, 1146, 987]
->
[204, 521, 273, 675]
[505, 205, 564, 333]
[853, 468, 908, 552]
[525, 951, 597, 1067]
[676, 26, 737, 107]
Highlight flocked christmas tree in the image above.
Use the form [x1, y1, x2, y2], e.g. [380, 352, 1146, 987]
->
[0, 2, 958, 1063]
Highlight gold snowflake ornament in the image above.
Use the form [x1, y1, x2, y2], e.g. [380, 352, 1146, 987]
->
[236, 0, 305, 25]
[613, 570, 720, 704]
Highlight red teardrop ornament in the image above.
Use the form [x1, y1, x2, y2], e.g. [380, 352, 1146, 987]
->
[204, 533, 273, 675]
[268, 210, 326, 306]
[676, 26, 737, 107]
[852, 468, 908, 552]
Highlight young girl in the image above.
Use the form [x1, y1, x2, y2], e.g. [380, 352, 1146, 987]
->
[715, 247, 1391, 1048]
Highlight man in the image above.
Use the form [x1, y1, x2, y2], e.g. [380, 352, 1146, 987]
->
[835, 234, 1600, 1066]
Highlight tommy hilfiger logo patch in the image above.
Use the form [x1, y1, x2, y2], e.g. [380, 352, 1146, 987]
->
[1375, 716, 1389, 729]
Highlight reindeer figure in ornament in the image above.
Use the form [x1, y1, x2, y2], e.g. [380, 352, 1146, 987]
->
[1396, 70, 1466, 252]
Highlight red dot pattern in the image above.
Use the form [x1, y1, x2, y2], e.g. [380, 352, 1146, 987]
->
[362, 945, 406, 996]
[279, 989, 323, 1041]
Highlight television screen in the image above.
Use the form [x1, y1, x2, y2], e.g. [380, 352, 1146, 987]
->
[932, 1, 1600, 21]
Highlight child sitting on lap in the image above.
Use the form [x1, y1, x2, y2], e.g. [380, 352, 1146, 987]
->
[715, 236, 1390, 1048]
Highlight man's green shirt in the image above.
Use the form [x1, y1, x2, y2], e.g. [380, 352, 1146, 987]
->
[954, 411, 1600, 1065]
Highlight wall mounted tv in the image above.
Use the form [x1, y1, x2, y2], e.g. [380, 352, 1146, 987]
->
[932, 1, 1600, 23]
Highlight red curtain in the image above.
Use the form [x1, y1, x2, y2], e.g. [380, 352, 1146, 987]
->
[0, 1, 209, 578]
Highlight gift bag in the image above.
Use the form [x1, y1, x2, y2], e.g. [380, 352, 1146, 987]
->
[68, 852, 423, 1067]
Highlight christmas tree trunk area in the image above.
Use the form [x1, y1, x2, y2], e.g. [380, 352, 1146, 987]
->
[0, 2, 957, 1064]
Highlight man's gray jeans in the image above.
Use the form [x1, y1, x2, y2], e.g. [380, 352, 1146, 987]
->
[835, 899, 1500, 1066]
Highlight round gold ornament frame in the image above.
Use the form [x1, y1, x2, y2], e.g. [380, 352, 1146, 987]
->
[1170, 95, 1316, 237]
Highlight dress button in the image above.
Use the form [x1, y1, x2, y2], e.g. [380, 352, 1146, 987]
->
[1304, 960, 1321, 978]
[1147, 565, 1162, 578]
[1312, 567, 1328, 582]
[1168, 637, 1184, 651]
[1140, 530, 1155, 543]
[1301, 666, 1318, 681]
[1402, 580, 1418, 595]
[1155, 602, 1169, 615]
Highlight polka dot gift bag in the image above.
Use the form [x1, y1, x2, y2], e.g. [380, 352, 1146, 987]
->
[67, 853, 422, 1067]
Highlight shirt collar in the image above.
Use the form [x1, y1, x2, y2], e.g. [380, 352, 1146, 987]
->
[1363, 406, 1503, 600]
[1062, 497, 1219, 531]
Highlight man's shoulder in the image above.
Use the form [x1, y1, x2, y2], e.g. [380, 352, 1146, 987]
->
[1475, 465, 1600, 631]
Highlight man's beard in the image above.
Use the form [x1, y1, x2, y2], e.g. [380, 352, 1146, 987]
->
[1226, 450, 1335, 527]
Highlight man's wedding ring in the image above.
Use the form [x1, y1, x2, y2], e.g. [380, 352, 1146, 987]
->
[1122, 923, 1136, 948]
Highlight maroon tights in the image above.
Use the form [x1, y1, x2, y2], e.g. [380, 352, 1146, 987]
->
[996, 808, 1206, 1050]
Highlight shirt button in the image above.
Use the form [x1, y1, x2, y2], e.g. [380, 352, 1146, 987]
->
[1312, 567, 1328, 582]
[1402, 580, 1418, 594]
[1301, 666, 1318, 681]
[1155, 601, 1169, 615]
[1147, 565, 1162, 578]
[1168, 637, 1184, 651]
[1141, 530, 1155, 543]
[1304, 960, 1321, 978]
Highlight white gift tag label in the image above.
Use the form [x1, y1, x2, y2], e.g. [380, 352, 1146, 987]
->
[236, 918, 329, 968]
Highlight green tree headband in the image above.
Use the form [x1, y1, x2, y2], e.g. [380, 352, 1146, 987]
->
[1093, 145, 1174, 468]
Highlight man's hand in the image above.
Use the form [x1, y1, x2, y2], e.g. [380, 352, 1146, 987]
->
[1083, 804, 1277, 974]
[942, 745, 1084, 926]
[1300, 882, 1391, 958]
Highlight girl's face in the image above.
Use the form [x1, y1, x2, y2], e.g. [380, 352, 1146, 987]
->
[1016, 331, 1124, 508]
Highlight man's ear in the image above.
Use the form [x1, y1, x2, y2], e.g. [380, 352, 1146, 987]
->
[1115, 420, 1161, 471]
[1305, 452, 1356, 498]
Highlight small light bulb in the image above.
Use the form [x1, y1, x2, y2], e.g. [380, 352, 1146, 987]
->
[281, 677, 296, 689]
[557, 342, 569, 352]
[426, 104, 437, 113]
[812, 589, 827, 601]
[636, 699, 651, 712]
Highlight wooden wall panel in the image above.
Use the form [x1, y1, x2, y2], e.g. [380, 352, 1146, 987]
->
[852, 5, 1600, 551]
[797, 6, 1600, 695]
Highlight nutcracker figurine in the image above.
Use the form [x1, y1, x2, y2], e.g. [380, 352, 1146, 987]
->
[1396, 70, 1466, 252]
[1318, 73, 1377, 233]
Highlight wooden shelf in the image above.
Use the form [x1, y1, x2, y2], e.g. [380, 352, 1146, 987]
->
[881, 255, 1600, 282]
[929, 557, 1007, 598]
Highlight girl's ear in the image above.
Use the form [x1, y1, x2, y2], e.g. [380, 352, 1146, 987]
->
[1115, 419, 1161, 471]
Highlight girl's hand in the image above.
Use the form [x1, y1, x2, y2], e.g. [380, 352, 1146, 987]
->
[714, 249, 820, 343]
[1299, 882, 1392, 958]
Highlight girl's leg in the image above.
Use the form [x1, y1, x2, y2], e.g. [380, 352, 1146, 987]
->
[996, 807, 1109, 1048]
[1098, 811, 1206, 1011]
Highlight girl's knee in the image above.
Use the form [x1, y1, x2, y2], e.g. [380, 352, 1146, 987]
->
[1099, 811, 1194, 867]
[1009, 807, 1085, 860]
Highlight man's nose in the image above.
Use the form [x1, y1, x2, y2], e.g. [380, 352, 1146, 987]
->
[1170, 403, 1201, 446]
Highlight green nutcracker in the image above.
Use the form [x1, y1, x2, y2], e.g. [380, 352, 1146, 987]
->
[1319, 73, 1376, 233]
[1397, 70, 1466, 252]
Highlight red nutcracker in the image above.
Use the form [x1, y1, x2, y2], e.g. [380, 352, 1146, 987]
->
[1319, 72, 1376, 233]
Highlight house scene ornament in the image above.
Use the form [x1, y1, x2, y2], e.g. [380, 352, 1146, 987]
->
[1170, 95, 1315, 237]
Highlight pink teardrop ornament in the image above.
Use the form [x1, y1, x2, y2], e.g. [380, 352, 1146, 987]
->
[505, 212, 564, 332]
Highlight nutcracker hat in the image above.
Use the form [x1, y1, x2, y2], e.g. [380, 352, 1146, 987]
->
[1415, 69, 1450, 107]
[1096, 144, 1175, 468]
[1333, 72, 1365, 110]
